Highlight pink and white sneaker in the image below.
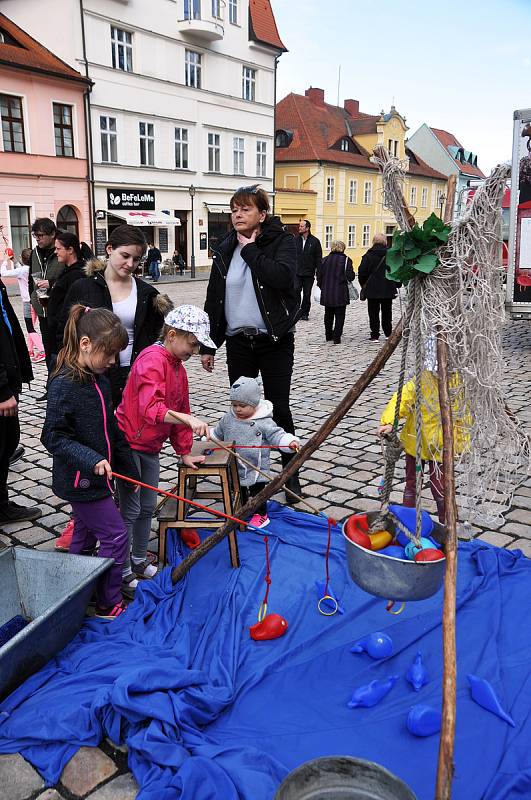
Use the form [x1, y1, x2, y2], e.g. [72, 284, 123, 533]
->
[55, 519, 74, 551]
[248, 513, 270, 529]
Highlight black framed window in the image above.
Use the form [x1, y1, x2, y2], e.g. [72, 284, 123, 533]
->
[57, 205, 79, 238]
[0, 94, 25, 153]
[53, 103, 74, 157]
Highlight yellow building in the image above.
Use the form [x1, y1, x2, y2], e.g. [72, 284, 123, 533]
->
[274, 88, 448, 266]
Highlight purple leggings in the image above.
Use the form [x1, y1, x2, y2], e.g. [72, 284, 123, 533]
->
[70, 496, 128, 608]
[403, 453, 445, 523]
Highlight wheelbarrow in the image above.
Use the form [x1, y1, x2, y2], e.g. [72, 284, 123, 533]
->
[0, 547, 112, 699]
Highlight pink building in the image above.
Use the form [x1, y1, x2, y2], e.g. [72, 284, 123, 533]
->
[0, 12, 91, 259]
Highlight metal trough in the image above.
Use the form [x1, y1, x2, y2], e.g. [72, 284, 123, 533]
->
[0, 547, 112, 699]
[342, 511, 447, 602]
[274, 756, 416, 799]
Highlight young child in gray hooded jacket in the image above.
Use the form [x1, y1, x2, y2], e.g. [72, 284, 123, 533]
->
[210, 376, 299, 528]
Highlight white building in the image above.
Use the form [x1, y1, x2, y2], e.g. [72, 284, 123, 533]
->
[2, 0, 286, 269]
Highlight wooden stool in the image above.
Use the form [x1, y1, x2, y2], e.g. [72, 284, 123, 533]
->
[157, 440, 242, 567]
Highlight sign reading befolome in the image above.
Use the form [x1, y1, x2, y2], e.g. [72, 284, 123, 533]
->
[107, 189, 156, 211]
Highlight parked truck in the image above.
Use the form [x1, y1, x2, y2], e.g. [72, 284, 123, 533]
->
[506, 108, 531, 318]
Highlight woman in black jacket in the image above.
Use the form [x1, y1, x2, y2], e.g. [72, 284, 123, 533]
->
[47, 230, 85, 358]
[58, 225, 171, 407]
[316, 240, 355, 344]
[201, 184, 303, 502]
[358, 233, 397, 342]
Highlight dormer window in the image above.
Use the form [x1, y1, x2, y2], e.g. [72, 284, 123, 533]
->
[0, 28, 20, 46]
[340, 138, 350, 152]
[275, 129, 293, 148]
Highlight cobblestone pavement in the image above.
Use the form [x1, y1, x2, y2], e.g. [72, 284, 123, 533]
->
[3, 281, 531, 799]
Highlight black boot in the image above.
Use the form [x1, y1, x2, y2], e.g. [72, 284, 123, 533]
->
[284, 472, 303, 505]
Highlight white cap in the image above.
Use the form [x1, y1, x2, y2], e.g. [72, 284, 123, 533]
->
[164, 305, 217, 350]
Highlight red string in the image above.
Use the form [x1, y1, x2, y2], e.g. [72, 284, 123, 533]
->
[324, 517, 337, 597]
[262, 535, 272, 606]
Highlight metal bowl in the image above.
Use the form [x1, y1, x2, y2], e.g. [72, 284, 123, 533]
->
[274, 756, 416, 800]
[342, 511, 446, 602]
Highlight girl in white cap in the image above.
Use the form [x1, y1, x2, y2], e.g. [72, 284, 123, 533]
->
[115, 304, 213, 594]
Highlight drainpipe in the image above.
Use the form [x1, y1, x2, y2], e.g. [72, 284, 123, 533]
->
[79, 0, 96, 247]
[272, 53, 281, 215]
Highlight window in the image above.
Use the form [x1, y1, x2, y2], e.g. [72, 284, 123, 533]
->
[348, 179, 357, 204]
[242, 67, 256, 102]
[185, 49, 202, 88]
[362, 224, 371, 247]
[233, 136, 244, 175]
[175, 127, 189, 169]
[57, 205, 79, 238]
[324, 224, 333, 250]
[275, 129, 293, 148]
[228, 0, 238, 24]
[208, 132, 220, 172]
[53, 103, 74, 157]
[184, 0, 201, 19]
[9, 206, 31, 256]
[111, 26, 132, 72]
[256, 140, 266, 177]
[212, 0, 222, 17]
[0, 94, 25, 153]
[139, 121, 154, 166]
[387, 138, 398, 157]
[100, 116, 117, 163]
[421, 186, 428, 208]
[410, 186, 417, 208]
[340, 138, 350, 152]
[348, 224, 356, 248]
[326, 177, 335, 202]
[435, 189, 443, 209]
[363, 180, 372, 204]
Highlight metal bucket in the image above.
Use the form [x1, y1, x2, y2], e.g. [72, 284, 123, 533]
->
[0, 547, 112, 699]
[274, 756, 416, 800]
[342, 511, 446, 602]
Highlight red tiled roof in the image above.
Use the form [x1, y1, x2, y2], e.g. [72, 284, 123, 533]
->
[430, 127, 485, 178]
[406, 147, 448, 181]
[249, 0, 287, 52]
[276, 92, 447, 181]
[0, 12, 89, 84]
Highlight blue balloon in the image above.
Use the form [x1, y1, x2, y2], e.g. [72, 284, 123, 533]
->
[407, 704, 442, 737]
[350, 632, 394, 659]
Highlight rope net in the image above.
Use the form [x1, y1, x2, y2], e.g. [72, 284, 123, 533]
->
[375, 152, 530, 527]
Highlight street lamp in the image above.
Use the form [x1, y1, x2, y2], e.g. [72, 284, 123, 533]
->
[188, 184, 196, 279]
[439, 192, 446, 220]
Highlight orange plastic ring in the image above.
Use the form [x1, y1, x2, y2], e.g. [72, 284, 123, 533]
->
[318, 594, 338, 616]
[257, 602, 268, 622]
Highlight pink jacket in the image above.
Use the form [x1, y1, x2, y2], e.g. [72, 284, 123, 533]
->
[116, 343, 193, 455]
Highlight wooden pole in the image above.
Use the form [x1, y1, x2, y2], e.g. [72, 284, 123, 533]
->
[435, 336, 458, 800]
[171, 319, 403, 584]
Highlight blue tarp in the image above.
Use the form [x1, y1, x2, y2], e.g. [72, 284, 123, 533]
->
[1, 502, 531, 799]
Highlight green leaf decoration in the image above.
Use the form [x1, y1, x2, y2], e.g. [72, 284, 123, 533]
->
[384, 214, 450, 284]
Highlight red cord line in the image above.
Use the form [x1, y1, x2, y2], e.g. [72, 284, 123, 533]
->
[324, 517, 337, 597]
[262, 534, 272, 606]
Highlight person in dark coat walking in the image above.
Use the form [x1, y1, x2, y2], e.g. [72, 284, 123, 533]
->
[295, 219, 322, 320]
[358, 233, 397, 342]
[57, 225, 172, 407]
[0, 278, 41, 525]
[146, 243, 162, 283]
[201, 184, 304, 503]
[316, 240, 355, 344]
[47, 230, 85, 358]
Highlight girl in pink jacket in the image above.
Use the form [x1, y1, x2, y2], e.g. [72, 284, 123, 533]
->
[116, 305, 214, 593]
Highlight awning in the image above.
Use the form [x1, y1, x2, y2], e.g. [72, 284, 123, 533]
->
[204, 204, 231, 214]
[108, 210, 181, 226]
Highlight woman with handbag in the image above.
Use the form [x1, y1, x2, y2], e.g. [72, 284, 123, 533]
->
[316, 240, 355, 344]
[358, 233, 397, 342]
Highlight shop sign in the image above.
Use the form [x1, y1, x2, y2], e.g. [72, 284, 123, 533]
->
[107, 189, 156, 211]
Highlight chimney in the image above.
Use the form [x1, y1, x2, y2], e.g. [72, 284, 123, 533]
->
[344, 99, 359, 117]
[305, 87, 325, 107]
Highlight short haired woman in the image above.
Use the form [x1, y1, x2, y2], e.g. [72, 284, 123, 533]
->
[201, 185, 303, 502]
[358, 233, 397, 342]
[47, 230, 85, 358]
[316, 240, 355, 344]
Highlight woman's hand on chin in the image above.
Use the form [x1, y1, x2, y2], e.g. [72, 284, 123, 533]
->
[237, 229, 258, 247]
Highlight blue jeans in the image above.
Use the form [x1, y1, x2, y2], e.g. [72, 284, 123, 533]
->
[150, 261, 160, 281]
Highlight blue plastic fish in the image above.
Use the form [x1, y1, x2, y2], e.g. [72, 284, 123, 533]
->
[406, 651, 429, 691]
[407, 704, 442, 737]
[467, 674, 515, 726]
[350, 632, 394, 659]
[315, 580, 345, 614]
[347, 676, 398, 709]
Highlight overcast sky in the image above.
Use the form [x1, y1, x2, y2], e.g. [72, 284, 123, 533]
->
[273, 0, 530, 174]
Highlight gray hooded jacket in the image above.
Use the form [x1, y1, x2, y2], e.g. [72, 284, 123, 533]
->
[211, 400, 299, 486]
